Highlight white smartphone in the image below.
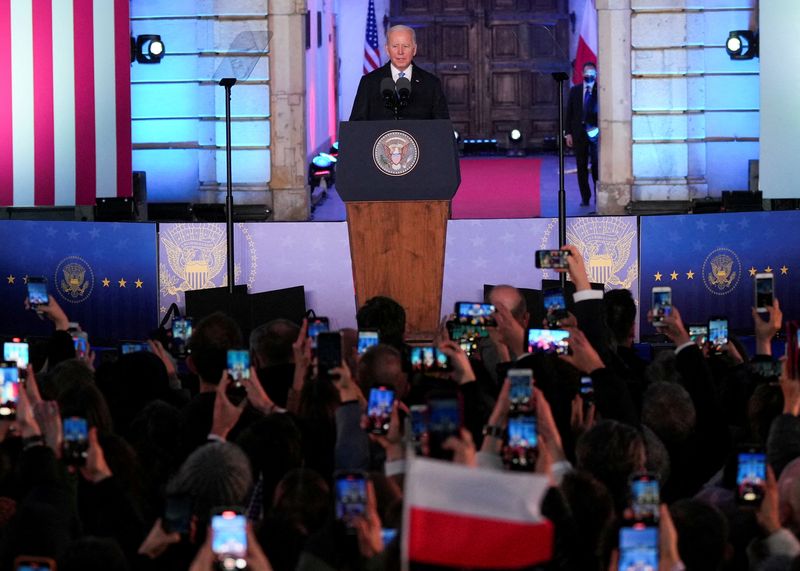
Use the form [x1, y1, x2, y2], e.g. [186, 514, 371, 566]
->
[755, 273, 774, 314]
[651, 287, 672, 327]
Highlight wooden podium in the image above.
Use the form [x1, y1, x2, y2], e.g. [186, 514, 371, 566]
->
[337, 120, 460, 334]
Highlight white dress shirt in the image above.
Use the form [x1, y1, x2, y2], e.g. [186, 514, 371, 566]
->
[391, 64, 413, 83]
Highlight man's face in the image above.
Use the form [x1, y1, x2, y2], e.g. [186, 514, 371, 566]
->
[583, 65, 597, 84]
[385, 29, 416, 71]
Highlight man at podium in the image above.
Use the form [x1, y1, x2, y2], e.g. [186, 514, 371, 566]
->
[349, 25, 450, 121]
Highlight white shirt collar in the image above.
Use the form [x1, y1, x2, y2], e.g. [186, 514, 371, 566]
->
[391, 64, 413, 83]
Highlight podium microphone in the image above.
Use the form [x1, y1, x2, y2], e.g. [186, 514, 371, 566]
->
[396, 77, 411, 106]
[380, 77, 396, 109]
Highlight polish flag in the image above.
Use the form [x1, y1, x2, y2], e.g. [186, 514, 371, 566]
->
[402, 456, 554, 569]
[573, 0, 598, 85]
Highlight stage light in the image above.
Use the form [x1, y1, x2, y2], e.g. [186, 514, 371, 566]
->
[507, 128, 524, 157]
[328, 141, 339, 159]
[309, 154, 335, 189]
[726, 30, 758, 60]
[454, 130, 460, 140]
[510, 129, 522, 141]
[135, 35, 166, 64]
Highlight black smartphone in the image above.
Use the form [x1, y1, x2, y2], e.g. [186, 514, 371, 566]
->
[409, 346, 452, 373]
[651, 286, 672, 326]
[508, 368, 534, 413]
[26, 277, 48, 308]
[688, 325, 708, 346]
[366, 385, 395, 435]
[618, 523, 659, 571]
[527, 328, 569, 355]
[409, 404, 428, 453]
[226, 350, 250, 406]
[171, 317, 193, 358]
[504, 414, 538, 471]
[119, 341, 150, 355]
[211, 507, 248, 569]
[737, 448, 767, 505]
[455, 302, 497, 327]
[427, 392, 463, 460]
[580, 375, 594, 406]
[62, 417, 89, 466]
[162, 494, 193, 535]
[542, 288, 569, 327]
[13, 557, 56, 571]
[0, 362, 20, 420]
[357, 330, 380, 355]
[72, 332, 89, 359]
[535, 249, 569, 269]
[447, 322, 481, 357]
[3, 340, 29, 371]
[334, 471, 367, 532]
[629, 473, 660, 523]
[308, 317, 330, 350]
[708, 317, 728, 355]
[755, 273, 774, 313]
[787, 321, 799, 380]
[316, 332, 342, 380]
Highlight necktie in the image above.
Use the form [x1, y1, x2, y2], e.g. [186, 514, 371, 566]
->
[398, 71, 405, 79]
[583, 87, 591, 111]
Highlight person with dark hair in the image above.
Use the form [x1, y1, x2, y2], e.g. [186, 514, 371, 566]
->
[559, 471, 616, 571]
[565, 61, 599, 206]
[249, 318, 300, 408]
[356, 296, 406, 350]
[670, 499, 730, 570]
[59, 536, 131, 571]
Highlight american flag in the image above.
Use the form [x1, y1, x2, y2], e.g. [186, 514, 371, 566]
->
[0, 0, 132, 207]
[362, 0, 381, 74]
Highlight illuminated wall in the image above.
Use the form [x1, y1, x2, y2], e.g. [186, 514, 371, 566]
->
[306, 0, 338, 157]
[130, 0, 271, 203]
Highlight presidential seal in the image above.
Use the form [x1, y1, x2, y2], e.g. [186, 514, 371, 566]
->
[703, 247, 741, 296]
[567, 218, 638, 290]
[373, 130, 419, 176]
[54, 256, 94, 304]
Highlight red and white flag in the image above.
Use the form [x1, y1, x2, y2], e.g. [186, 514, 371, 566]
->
[0, 0, 131, 207]
[573, 0, 598, 85]
[402, 456, 554, 569]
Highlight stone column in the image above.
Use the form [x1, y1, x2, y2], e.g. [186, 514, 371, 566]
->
[269, 0, 310, 220]
[596, 0, 633, 214]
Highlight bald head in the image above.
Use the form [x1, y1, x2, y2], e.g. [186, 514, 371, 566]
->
[489, 285, 528, 326]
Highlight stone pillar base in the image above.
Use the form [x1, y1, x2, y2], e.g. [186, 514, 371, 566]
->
[598, 182, 632, 215]
[272, 187, 311, 221]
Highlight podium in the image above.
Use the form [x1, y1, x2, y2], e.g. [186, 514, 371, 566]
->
[337, 120, 460, 334]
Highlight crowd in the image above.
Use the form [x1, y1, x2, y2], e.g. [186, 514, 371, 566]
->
[0, 243, 798, 571]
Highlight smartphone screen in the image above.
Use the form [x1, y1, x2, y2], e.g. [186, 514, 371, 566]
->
[527, 329, 569, 355]
[455, 302, 497, 327]
[505, 414, 538, 471]
[535, 249, 569, 269]
[335, 472, 367, 529]
[0, 362, 19, 419]
[308, 318, 330, 350]
[171, 318, 193, 358]
[448, 321, 490, 341]
[630, 474, 660, 522]
[709, 318, 728, 353]
[737, 451, 766, 505]
[543, 288, 568, 326]
[409, 404, 428, 447]
[226, 350, 250, 405]
[26, 278, 48, 307]
[316, 332, 342, 379]
[357, 330, 380, 355]
[211, 509, 247, 559]
[120, 341, 150, 355]
[3, 342, 29, 370]
[618, 524, 659, 571]
[410, 346, 451, 373]
[755, 274, 774, 312]
[366, 385, 395, 435]
[508, 369, 533, 413]
[163, 494, 193, 535]
[651, 287, 672, 325]
[62, 417, 89, 466]
[580, 376, 594, 403]
[427, 395, 462, 459]
[688, 325, 708, 346]
[14, 560, 54, 571]
[72, 333, 88, 359]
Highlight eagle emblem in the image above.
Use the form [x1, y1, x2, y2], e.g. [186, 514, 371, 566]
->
[566, 218, 638, 291]
[702, 248, 741, 295]
[373, 130, 419, 176]
[54, 257, 94, 304]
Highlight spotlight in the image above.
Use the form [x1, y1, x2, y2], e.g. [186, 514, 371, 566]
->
[507, 128, 524, 157]
[328, 141, 339, 159]
[453, 130, 460, 141]
[135, 35, 166, 64]
[725, 30, 758, 60]
[309, 154, 335, 189]
[509, 129, 522, 141]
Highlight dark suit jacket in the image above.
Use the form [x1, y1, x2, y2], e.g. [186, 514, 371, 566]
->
[349, 62, 450, 121]
[565, 82, 598, 140]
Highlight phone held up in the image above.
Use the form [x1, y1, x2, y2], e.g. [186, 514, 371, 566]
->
[736, 448, 767, 506]
[316, 331, 342, 381]
[62, 417, 89, 466]
[755, 273, 774, 313]
[651, 286, 672, 327]
[226, 350, 250, 406]
[366, 385, 395, 435]
[0, 361, 20, 420]
[334, 471, 367, 533]
[211, 507, 248, 570]
[535, 249, 570, 269]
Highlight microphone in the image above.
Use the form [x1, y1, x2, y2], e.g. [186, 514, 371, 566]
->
[380, 77, 396, 109]
[396, 77, 411, 106]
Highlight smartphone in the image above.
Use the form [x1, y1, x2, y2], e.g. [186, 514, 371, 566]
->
[448, 320, 490, 341]
[13, 557, 56, 571]
[119, 341, 150, 355]
[211, 508, 248, 567]
[427, 392, 462, 460]
[504, 414, 538, 471]
[618, 523, 659, 571]
[688, 325, 708, 346]
[366, 385, 395, 435]
[334, 471, 367, 531]
[308, 317, 330, 350]
[409, 404, 428, 453]
[226, 350, 250, 406]
[755, 273, 774, 313]
[72, 332, 88, 360]
[3, 341, 29, 370]
[508, 369, 534, 413]
[527, 328, 569, 355]
[750, 360, 783, 379]
[580, 376, 594, 406]
[381, 528, 398, 548]
[26, 277, 48, 308]
[708, 317, 728, 355]
[0, 362, 19, 420]
[409, 346, 452, 373]
[787, 321, 799, 380]
[162, 494, 193, 535]
[651, 286, 672, 326]
[357, 330, 380, 355]
[171, 317, 193, 358]
[62, 417, 89, 466]
[542, 288, 569, 327]
[736, 449, 766, 505]
[630, 473, 660, 523]
[316, 332, 342, 380]
[535, 249, 570, 269]
[455, 302, 497, 327]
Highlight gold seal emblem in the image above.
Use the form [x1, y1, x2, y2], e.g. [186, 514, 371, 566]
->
[54, 256, 94, 304]
[373, 130, 419, 176]
[703, 248, 741, 295]
[566, 218, 638, 290]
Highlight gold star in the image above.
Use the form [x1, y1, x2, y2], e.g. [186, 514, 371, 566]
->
[6, 275, 14, 284]
[134, 279, 143, 289]
[781, 265, 789, 275]
[654, 272, 662, 282]
[686, 270, 695, 280]
[765, 266, 773, 274]
[749, 267, 757, 277]
[102, 278, 110, 287]
[670, 271, 679, 281]
[118, 278, 127, 288]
